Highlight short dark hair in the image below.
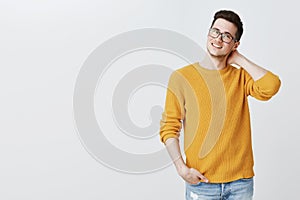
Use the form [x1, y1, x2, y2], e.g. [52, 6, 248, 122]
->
[210, 10, 243, 41]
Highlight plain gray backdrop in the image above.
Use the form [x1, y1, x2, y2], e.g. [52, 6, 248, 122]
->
[0, 0, 299, 199]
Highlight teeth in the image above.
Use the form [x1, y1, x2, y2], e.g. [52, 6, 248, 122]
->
[212, 43, 222, 48]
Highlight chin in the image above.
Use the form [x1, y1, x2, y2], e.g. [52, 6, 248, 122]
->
[207, 48, 226, 57]
[207, 49, 220, 57]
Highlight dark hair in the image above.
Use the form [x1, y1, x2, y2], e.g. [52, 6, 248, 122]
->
[210, 10, 243, 41]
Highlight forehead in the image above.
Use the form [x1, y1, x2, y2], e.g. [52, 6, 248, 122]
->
[212, 18, 237, 35]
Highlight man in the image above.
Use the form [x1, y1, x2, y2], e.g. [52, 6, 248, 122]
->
[159, 10, 281, 200]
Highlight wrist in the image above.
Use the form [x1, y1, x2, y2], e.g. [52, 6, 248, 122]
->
[175, 161, 188, 175]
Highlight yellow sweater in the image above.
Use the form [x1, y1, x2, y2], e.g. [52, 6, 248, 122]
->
[160, 63, 281, 183]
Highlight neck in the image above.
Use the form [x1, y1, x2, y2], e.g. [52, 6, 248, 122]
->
[201, 53, 228, 70]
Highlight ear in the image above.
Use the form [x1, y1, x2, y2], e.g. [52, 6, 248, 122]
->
[232, 41, 240, 51]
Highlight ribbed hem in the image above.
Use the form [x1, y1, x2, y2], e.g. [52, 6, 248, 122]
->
[199, 169, 255, 183]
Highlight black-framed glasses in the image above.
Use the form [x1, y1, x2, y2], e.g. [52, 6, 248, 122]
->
[208, 28, 237, 44]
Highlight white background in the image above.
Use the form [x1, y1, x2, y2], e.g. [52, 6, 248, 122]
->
[1, 0, 299, 199]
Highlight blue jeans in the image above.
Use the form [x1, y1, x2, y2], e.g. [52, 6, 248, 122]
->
[186, 178, 254, 200]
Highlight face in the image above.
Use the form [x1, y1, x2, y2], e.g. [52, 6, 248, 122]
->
[207, 18, 239, 58]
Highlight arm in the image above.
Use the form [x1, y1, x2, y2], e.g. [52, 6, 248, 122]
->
[160, 71, 208, 184]
[227, 50, 267, 81]
[227, 50, 281, 100]
[165, 138, 209, 184]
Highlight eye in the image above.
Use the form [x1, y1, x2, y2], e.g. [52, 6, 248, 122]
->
[223, 33, 233, 40]
[212, 28, 220, 34]
[209, 28, 220, 37]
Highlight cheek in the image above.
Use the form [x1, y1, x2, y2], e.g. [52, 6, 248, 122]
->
[207, 36, 213, 43]
[206, 38, 215, 47]
[225, 43, 235, 50]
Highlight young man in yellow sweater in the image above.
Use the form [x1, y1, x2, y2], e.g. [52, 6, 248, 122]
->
[159, 10, 281, 200]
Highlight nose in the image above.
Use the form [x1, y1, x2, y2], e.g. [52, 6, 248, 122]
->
[216, 34, 223, 42]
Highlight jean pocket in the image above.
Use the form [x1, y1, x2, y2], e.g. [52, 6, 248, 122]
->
[187, 181, 202, 187]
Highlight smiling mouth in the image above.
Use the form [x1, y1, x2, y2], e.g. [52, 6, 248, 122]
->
[211, 43, 222, 49]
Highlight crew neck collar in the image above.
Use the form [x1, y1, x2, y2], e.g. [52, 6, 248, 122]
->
[193, 62, 232, 74]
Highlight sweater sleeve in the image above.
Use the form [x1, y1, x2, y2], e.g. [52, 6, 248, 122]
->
[159, 71, 185, 144]
[244, 69, 281, 101]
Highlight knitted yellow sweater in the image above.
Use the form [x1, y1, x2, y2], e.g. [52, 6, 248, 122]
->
[160, 63, 281, 183]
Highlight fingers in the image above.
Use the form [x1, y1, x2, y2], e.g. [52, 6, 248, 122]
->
[199, 174, 209, 183]
[191, 168, 209, 183]
[179, 167, 210, 184]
